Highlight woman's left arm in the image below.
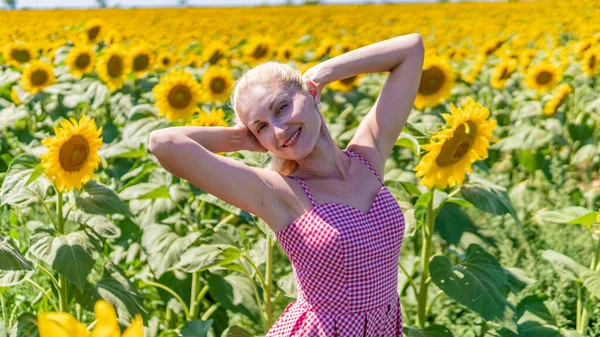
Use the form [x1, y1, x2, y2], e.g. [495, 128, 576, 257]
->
[305, 33, 424, 162]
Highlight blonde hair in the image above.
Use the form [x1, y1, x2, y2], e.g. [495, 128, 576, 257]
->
[229, 61, 322, 176]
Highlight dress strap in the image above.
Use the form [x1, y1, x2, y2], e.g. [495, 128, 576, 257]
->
[343, 149, 385, 186]
[287, 175, 318, 208]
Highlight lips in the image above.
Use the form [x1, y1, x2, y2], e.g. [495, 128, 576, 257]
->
[283, 128, 301, 147]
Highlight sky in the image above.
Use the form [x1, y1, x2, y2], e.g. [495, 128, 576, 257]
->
[14, 0, 437, 9]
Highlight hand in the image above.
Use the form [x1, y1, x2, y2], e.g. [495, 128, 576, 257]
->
[233, 123, 268, 153]
[302, 69, 324, 106]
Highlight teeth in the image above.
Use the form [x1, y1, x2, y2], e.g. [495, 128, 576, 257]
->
[284, 129, 300, 146]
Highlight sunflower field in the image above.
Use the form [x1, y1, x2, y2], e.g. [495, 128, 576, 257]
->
[1, 0, 599, 336]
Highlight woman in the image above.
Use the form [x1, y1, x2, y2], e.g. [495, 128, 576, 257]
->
[149, 33, 424, 336]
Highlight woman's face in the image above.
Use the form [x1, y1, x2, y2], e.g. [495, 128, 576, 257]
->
[242, 82, 319, 158]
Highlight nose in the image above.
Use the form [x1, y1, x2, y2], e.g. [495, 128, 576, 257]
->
[273, 121, 288, 142]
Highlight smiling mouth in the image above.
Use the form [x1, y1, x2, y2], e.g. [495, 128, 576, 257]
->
[283, 128, 301, 147]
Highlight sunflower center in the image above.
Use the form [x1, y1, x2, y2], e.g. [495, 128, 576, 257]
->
[284, 50, 292, 59]
[31, 69, 49, 86]
[75, 53, 91, 69]
[536, 71, 553, 85]
[107, 55, 123, 78]
[162, 57, 170, 66]
[59, 135, 90, 172]
[209, 50, 223, 64]
[499, 67, 510, 80]
[341, 76, 357, 85]
[435, 121, 478, 167]
[419, 66, 445, 95]
[88, 26, 101, 41]
[168, 84, 192, 109]
[11, 48, 31, 63]
[133, 54, 149, 71]
[589, 54, 597, 70]
[210, 77, 225, 93]
[253, 44, 269, 59]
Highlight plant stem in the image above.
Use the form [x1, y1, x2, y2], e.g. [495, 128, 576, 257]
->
[200, 303, 221, 321]
[195, 285, 209, 304]
[189, 271, 201, 320]
[216, 214, 235, 227]
[242, 254, 267, 289]
[25, 279, 59, 311]
[37, 265, 60, 290]
[576, 281, 582, 332]
[56, 190, 69, 313]
[264, 237, 274, 333]
[0, 292, 7, 324]
[398, 262, 418, 297]
[417, 195, 434, 328]
[144, 280, 191, 320]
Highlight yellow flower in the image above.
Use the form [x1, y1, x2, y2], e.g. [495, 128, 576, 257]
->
[82, 19, 106, 45]
[201, 66, 234, 104]
[524, 61, 561, 94]
[581, 48, 600, 77]
[519, 49, 537, 74]
[543, 84, 572, 116]
[152, 68, 203, 121]
[92, 300, 143, 337]
[20, 60, 56, 95]
[3, 42, 35, 67]
[11, 86, 22, 105]
[490, 58, 518, 90]
[66, 45, 96, 79]
[38, 312, 89, 337]
[186, 107, 229, 127]
[313, 37, 337, 60]
[328, 74, 364, 93]
[413, 97, 498, 189]
[201, 40, 229, 66]
[414, 53, 455, 109]
[40, 114, 103, 192]
[275, 42, 296, 62]
[242, 36, 275, 66]
[155, 50, 177, 71]
[97, 45, 129, 91]
[130, 45, 155, 78]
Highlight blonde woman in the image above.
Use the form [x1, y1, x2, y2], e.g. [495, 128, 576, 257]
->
[149, 33, 424, 336]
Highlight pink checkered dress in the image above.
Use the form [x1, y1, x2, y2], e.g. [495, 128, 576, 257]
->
[266, 149, 405, 337]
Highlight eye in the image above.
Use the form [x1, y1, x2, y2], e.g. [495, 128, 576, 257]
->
[278, 104, 287, 114]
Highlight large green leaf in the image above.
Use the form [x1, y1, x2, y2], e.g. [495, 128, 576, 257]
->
[395, 132, 420, 156]
[404, 324, 454, 337]
[74, 262, 145, 322]
[429, 244, 517, 332]
[142, 224, 201, 279]
[15, 313, 39, 337]
[119, 183, 171, 200]
[179, 320, 213, 337]
[535, 207, 597, 229]
[434, 203, 471, 246]
[29, 229, 97, 291]
[173, 245, 242, 273]
[76, 180, 134, 218]
[0, 154, 49, 207]
[541, 250, 587, 280]
[460, 174, 522, 226]
[581, 271, 600, 298]
[208, 274, 261, 323]
[0, 234, 34, 286]
[497, 294, 566, 337]
[221, 326, 253, 337]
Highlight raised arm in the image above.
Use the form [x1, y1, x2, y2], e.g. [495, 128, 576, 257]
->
[304, 33, 425, 170]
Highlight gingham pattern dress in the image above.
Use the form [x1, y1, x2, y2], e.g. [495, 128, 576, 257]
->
[266, 149, 406, 337]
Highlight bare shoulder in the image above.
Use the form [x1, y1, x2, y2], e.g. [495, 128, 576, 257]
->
[249, 168, 299, 232]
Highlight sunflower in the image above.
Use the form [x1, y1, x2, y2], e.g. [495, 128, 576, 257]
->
[152, 68, 203, 121]
[525, 61, 561, 94]
[576, 38, 594, 59]
[581, 48, 600, 77]
[543, 84, 572, 116]
[490, 58, 518, 89]
[463, 53, 487, 84]
[413, 97, 498, 190]
[92, 300, 143, 337]
[20, 60, 56, 94]
[96, 45, 129, 91]
[414, 54, 455, 109]
[182, 53, 202, 68]
[242, 37, 275, 65]
[201, 40, 229, 66]
[328, 74, 364, 93]
[130, 45, 155, 78]
[275, 42, 296, 62]
[201, 66, 234, 104]
[481, 37, 505, 56]
[313, 37, 337, 60]
[81, 19, 105, 45]
[519, 49, 537, 74]
[186, 107, 229, 127]
[38, 312, 89, 337]
[3, 42, 35, 67]
[155, 50, 177, 71]
[65, 45, 96, 78]
[40, 114, 103, 192]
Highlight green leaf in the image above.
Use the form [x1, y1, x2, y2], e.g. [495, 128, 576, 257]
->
[141, 224, 201, 279]
[0, 154, 49, 207]
[460, 174, 522, 226]
[581, 271, 600, 298]
[179, 320, 213, 337]
[413, 190, 432, 224]
[173, 245, 242, 273]
[0, 234, 34, 286]
[15, 313, 39, 337]
[76, 180, 134, 218]
[208, 274, 261, 323]
[434, 203, 471, 246]
[535, 207, 597, 229]
[220, 326, 253, 337]
[430, 244, 517, 332]
[496, 293, 564, 337]
[74, 262, 145, 321]
[404, 324, 454, 337]
[395, 132, 420, 156]
[276, 273, 298, 299]
[541, 250, 587, 280]
[29, 229, 97, 291]
[119, 183, 171, 200]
